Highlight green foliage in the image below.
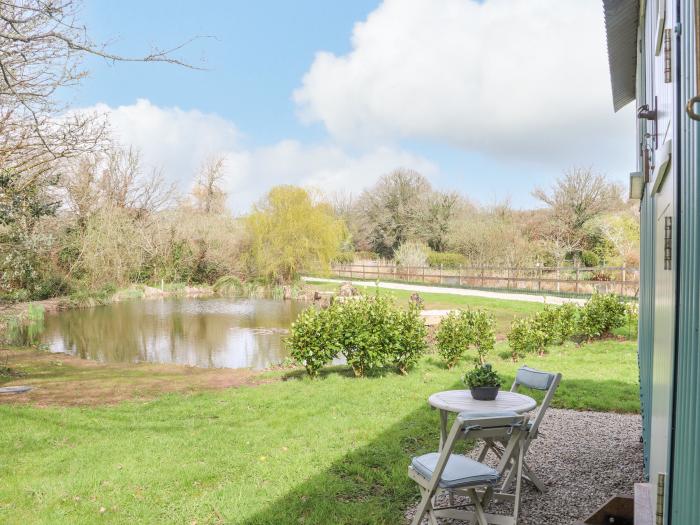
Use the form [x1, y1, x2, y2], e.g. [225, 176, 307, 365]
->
[506, 317, 547, 361]
[393, 241, 429, 268]
[578, 293, 627, 339]
[287, 295, 427, 377]
[333, 252, 355, 264]
[426, 251, 467, 269]
[531, 303, 579, 347]
[555, 302, 579, 342]
[463, 363, 502, 389]
[30, 275, 72, 301]
[507, 303, 580, 360]
[287, 305, 344, 377]
[436, 309, 495, 368]
[392, 303, 428, 374]
[2, 304, 45, 346]
[581, 250, 600, 267]
[213, 275, 244, 296]
[246, 186, 347, 282]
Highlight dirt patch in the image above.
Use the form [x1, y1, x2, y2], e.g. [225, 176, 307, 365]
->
[0, 348, 272, 408]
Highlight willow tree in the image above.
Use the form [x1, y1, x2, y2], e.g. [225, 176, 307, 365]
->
[246, 186, 347, 282]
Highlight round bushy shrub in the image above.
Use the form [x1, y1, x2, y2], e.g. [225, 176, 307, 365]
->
[436, 311, 474, 368]
[577, 293, 627, 339]
[287, 295, 427, 377]
[506, 317, 547, 361]
[436, 309, 495, 368]
[392, 303, 428, 374]
[581, 250, 600, 268]
[287, 305, 344, 377]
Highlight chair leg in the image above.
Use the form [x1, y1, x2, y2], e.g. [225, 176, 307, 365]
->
[412, 487, 433, 525]
[469, 489, 489, 525]
[523, 461, 547, 493]
[512, 441, 525, 523]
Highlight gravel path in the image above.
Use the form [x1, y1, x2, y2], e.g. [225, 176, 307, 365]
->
[405, 409, 643, 524]
[302, 277, 586, 305]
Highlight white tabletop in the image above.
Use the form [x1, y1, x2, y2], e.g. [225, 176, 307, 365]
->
[428, 390, 537, 414]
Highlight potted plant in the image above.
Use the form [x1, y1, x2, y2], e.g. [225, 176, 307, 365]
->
[463, 363, 502, 401]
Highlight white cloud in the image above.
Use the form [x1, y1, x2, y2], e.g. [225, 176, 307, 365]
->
[84, 99, 437, 212]
[294, 0, 635, 168]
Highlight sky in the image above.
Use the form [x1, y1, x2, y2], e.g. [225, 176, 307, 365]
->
[70, 0, 636, 213]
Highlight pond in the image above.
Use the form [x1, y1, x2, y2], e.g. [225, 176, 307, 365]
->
[42, 298, 309, 369]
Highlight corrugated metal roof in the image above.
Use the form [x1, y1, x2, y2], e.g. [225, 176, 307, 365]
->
[602, 0, 640, 111]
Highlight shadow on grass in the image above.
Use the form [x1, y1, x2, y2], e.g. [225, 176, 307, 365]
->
[239, 377, 639, 525]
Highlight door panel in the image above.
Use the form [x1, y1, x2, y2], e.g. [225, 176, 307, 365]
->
[649, 168, 674, 520]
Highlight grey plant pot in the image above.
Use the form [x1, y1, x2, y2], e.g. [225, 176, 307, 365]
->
[470, 386, 499, 401]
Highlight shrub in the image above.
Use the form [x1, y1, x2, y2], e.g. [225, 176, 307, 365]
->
[287, 305, 344, 377]
[436, 309, 495, 368]
[507, 317, 547, 361]
[470, 310, 496, 362]
[213, 275, 244, 296]
[556, 302, 579, 342]
[463, 363, 502, 389]
[333, 252, 355, 264]
[394, 241, 429, 268]
[390, 303, 428, 374]
[581, 250, 600, 267]
[287, 295, 427, 377]
[427, 252, 467, 269]
[436, 311, 474, 368]
[577, 293, 627, 339]
[30, 275, 72, 300]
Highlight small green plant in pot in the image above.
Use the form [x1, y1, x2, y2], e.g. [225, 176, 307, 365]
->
[463, 363, 502, 401]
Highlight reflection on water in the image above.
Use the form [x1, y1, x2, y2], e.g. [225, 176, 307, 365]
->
[42, 298, 308, 369]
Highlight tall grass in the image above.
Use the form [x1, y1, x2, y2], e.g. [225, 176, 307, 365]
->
[213, 275, 304, 299]
[2, 304, 45, 346]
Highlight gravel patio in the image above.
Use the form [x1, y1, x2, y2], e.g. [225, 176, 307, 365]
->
[406, 408, 643, 525]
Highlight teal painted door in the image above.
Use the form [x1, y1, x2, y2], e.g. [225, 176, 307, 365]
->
[649, 166, 674, 521]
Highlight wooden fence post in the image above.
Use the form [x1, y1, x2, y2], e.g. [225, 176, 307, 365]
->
[481, 266, 485, 288]
[621, 264, 626, 296]
[575, 267, 580, 294]
[458, 265, 462, 286]
[422, 266, 426, 283]
[537, 266, 542, 292]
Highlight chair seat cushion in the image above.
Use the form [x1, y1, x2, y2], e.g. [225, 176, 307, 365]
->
[411, 453, 500, 488]
[457, 410, 520, 423]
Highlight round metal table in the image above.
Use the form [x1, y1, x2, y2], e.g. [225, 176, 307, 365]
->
[428, 389, 537, 448]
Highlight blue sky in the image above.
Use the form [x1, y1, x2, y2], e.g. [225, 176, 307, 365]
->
[72, 0, 636, 212]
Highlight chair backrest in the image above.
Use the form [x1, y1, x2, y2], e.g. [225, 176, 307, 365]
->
[510, 366, 562, 437]
[437, 411, 529, 477]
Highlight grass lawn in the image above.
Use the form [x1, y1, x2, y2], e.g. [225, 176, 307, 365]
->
[0, 335, 638, 524]
[307, 280, 554, 336]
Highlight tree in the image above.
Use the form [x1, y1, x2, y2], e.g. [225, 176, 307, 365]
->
[533, 168, 623, 264]
[533, 167, 623, 232]
[245, 186, 347, 282]
[591, 210, 640, 266]
[191, 155, 227, 214]
[353, 169, 431, 257]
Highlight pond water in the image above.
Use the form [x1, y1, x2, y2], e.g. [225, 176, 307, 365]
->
[42, 298, 309, 369]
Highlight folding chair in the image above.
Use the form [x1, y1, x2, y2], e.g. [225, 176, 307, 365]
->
[409, 411, 530, 525]
[478, 366, 561, 493]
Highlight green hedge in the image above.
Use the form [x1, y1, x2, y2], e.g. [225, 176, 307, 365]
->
[505, 293, 629, 360]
